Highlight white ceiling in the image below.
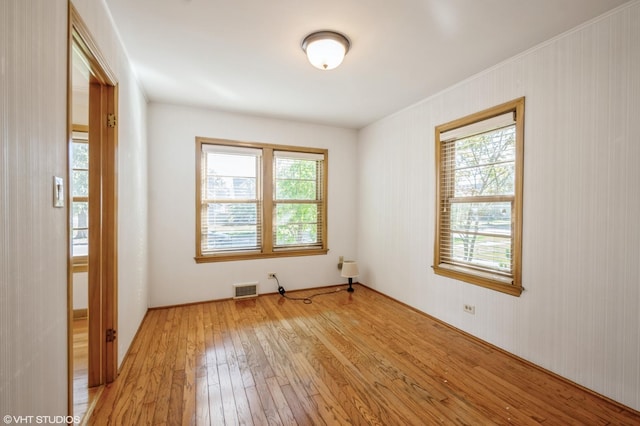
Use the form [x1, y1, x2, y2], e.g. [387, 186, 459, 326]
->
[105, 0, 629, 129]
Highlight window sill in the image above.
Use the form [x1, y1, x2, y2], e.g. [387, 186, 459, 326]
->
[72, 263, 88, 273]
[433, 264, 522, 297]
[195, 248, 329, 263]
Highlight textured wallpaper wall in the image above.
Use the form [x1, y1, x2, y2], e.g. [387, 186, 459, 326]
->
[358, 1, 640, 410]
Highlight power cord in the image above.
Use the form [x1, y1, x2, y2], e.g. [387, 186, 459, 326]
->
[272, 275, 346, 304]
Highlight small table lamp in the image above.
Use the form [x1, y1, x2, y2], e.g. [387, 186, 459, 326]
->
[341, 261, 359, 293]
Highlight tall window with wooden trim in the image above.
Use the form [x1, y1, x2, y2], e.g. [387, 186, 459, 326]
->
[434, 97, 524, 296]
[196, 138, 328, 262]
[71, 126, 89, 271]
[273, 151, 325, 250]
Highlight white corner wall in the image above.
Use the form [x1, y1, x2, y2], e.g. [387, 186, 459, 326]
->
[0, 0, 69, 416]
[71, 0, 149, 366]
[147, 103, 358, 307]
[358, 1, 640, 411]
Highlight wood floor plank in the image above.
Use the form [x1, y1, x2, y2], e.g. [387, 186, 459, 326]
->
[289, 352, 361, 425]
[220, 302, 253, 425]
[202, 303, 225, 425]
[228, 300, 258, 389]
[89, 285, 640, 425]
[245, 385, 270, 426]
[153, 307, 183, 425]
[190, 304, 209, 426]
[181, 305, 198, 426]
[265, 376, 296, 425]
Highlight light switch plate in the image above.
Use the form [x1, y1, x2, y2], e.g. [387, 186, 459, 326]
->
[53, 176, 64, 207]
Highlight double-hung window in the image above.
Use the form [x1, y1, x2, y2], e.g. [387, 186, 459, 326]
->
[434, 98, 524, 296]
[195, 138, 328, 262]
[71, 126, 89, 271]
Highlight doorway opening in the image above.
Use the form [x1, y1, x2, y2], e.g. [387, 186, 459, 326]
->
[68, 4, 119, 422]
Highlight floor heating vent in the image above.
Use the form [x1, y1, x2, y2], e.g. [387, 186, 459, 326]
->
[233, 282, 258, 299]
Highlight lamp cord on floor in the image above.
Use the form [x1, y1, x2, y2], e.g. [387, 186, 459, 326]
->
[274, 276, 346, 304]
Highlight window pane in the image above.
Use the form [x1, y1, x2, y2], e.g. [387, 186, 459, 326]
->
[207, 153, 256, 177]
[450, 202, 512, 236]
[275, 157, 317, 180]
[449, 233, 512, 273]
[275, 157, 318, 200]
[72, 170, 89, 197]
[72, 202, 89, 229]
[445, 202, 512, 271]
[454, 163, 514, 197]
[455, 127, 515, 168]
[453, 126, 515, 197]
[206, 176, 256, 200]
[72, 229, 88, 257]
[72, 201, 88, 257]
[72, 142, 88, 169]
[452, 233, 511, 272]
[206, 152, 257, 200]
[275, 203, 318, 246]
[205, 203, 258, 250]
[275, 180, 316, 200]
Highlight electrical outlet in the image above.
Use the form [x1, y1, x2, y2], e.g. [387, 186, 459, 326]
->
[463, 304, 475, 315]
[268, 273, 277, 279]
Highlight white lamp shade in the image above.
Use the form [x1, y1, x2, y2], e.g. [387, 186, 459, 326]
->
[341, 261, 359, 278]
[302, 31, 350, 71]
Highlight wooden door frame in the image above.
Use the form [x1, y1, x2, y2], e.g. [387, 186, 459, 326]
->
[67, 3, 119, 416]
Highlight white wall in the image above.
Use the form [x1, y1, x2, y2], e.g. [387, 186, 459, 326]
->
[71, 0, 149, 367]
[73, 272, 88, 310]
[0, 0, 69, 416]
[358, 1, 640, 411]
[148, 103, 358, 307]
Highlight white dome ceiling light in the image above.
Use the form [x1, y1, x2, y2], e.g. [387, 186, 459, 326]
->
[301, 30, 351, 71]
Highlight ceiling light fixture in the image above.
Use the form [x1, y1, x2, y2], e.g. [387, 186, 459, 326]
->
[301, 30, 351, 71]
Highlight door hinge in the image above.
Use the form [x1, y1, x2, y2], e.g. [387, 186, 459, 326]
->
[106, 328, 117, 343]
[107, 113, 117, 128]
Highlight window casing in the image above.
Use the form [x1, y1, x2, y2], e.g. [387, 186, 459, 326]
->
[196, 138, 328, 262]
[434, 98, 524, 296]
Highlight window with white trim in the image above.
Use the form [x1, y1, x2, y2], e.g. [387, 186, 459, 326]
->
[195, 138, 328, 262]
[434, 98, 524, 296]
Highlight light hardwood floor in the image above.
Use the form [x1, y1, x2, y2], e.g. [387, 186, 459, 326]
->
[89, 285, 640, 425]
[73, 317, 101, 424]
